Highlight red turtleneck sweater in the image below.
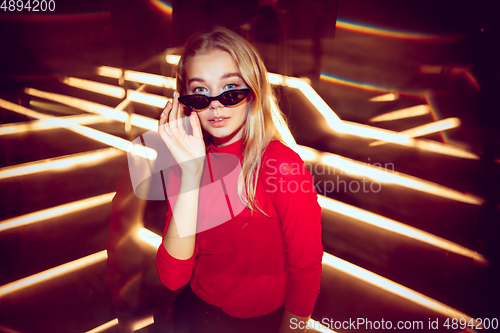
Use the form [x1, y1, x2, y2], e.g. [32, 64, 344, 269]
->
[156, 139, 323, 318]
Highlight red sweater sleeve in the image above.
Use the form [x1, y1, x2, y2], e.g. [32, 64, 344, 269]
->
[155, 169, 198, 291]
[262, 142, 323, 317]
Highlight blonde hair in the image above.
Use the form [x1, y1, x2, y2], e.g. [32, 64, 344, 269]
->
[176, 27, 287, 214]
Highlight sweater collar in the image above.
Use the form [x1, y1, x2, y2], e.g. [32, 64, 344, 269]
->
[209, 138, 245, 155]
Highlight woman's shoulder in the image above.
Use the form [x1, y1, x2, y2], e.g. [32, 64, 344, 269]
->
[261, 140, 308, 176]
[264, 140, 303, 161]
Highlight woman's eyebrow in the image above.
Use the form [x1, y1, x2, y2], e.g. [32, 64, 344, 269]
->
[187, 77, 205, 86]
[220, 72, 242, 80]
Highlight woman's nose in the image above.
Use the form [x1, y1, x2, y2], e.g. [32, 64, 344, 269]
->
[209, 98, 223, 109]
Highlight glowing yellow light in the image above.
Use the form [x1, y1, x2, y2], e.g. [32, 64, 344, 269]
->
[322, 252, 478, 322]
[0, 98, 50, 119]
[127, 90, 169, 108]
[368, 92, 399, 102]
[24, 88, 158, 131]
[285, 77, 344, 129]
[319, 152, 483, 205]
[85, 319, 119, 333]
[29, 100, 79, 114]
[268, 73, 477, 159]
[45, 117, 157, 160]
[0, 193, 115, 233]
[318, 195, 487, 263]
[369, 105, 430, 122]
[370, 118, 461, 146]
[124, 70, 177, 89]
[0, 148, 122, 180]
[339, 121, 412, 144]
[342, 121, 478, 159]
[85, 316, 154, 333]
[26, 88, 128, 122]
[138, 228, 162, 247]
[62, 77, 126, 99]
[166, 54, 180, 65]
[97, 66, 122, 79]
[132, 316, 154, 331]
[412, 138, 479, 159]
[294, 145, 318, 161]
[0, 250, 107, 298]
[97, 67, 176, 88]
[0, 97, 157, 159]
[0, 114, 108, 136]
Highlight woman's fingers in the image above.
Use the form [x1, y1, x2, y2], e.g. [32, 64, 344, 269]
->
[173, 91, 184, 130]
[189, 111, 203, 139]
[168, 94, 178, 129]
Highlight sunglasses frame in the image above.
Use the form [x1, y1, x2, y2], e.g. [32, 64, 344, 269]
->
[178, 88, 251, 110]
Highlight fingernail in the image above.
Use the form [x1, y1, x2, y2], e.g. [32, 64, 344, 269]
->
[161, 112, 166, 118]
[173, 91, 177, 98]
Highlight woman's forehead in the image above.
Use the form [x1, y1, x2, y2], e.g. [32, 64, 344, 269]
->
[184, 50, 240, 82]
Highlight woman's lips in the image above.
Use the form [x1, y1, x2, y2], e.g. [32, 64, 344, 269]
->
[209, 117, 228, 127]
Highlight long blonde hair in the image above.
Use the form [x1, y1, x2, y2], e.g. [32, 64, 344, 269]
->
[176, 27, 287, 214]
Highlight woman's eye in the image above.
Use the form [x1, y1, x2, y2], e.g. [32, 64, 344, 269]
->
[193, 87, 207, 94]
[225, 83, 238, 90]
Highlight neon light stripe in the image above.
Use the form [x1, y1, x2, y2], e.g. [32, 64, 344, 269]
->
[320, 73, 393, 92]
[336, 19, 447, 41]
[0, 251, 107, 298]
[150, 0, 172, 15]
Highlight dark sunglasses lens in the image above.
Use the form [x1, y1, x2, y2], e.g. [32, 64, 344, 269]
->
[220, 90, 249, 106]
[178, 89, 249, 110]
[179, 95, 210, 109]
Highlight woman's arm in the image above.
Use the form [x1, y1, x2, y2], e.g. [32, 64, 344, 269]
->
[156, 92, 206, 285]
[162, 170, 202, 259]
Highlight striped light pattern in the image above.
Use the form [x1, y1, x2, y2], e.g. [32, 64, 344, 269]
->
[369, 105, 430, 122]
[127, 90, 170, 108]
[317, 195, 487, 264]
[24, 88, 158, 131]
[137, 228, 480, 326]
[315, 149, 483, 205]
[0, 193, 116, 233]
[0, 97, 157, 159]
[270, 74, 478, 159]
[368, 92, 399, 102]
[370, 118, 461, 146]
[0, 250, 107, 298]
[322, 252, 478, 324]
[62, 77, 126, 99]
[0, 148, 122, 180]
[0, 114, 109, 135]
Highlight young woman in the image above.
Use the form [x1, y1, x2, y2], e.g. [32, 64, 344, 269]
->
[156, 27, 323, 333]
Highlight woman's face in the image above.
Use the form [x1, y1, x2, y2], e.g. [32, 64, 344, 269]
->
[184, 50, 250, 147]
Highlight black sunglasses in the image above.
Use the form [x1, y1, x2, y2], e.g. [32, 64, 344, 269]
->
[178, 88, 250, 110]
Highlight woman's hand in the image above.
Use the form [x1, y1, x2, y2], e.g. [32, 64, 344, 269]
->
[158, 91, 206, 176]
